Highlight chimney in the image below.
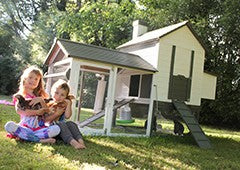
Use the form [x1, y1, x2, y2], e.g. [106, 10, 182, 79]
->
[132, 20, 148, 39]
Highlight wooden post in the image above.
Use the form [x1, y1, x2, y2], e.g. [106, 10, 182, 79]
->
[45, 64, 54, 95]
[104, 66, 117, 135]
[77, 70, 85, 121]
[68, 58, 81, 121]
[146, 83, 155, 136]
[93, 75, 106, 114]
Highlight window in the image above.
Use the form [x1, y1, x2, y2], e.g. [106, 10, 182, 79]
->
[129, 75, 140, 97]
[129, 74, 152, 98]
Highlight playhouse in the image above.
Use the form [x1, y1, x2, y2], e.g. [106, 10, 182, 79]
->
[44, 20, 217, 148]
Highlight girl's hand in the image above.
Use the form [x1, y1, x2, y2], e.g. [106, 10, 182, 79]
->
[29, 97, 44, 106]
[63, 99, 72, 119]
[36, 107, 49, 115]
[64, 99, 72, 106]
[55, 106, 65, 116]
[49, 106, 55, 114]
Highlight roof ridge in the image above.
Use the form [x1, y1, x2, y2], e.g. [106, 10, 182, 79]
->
[57, 38, 143, 59]
[117, 20, 189, 49]
[145, 20, 188, 36]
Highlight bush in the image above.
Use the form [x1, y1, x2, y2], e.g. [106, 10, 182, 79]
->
[0, 56, 22, 95]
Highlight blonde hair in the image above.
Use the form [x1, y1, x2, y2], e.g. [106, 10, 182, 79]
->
[17, 66, 48, 98]
[51, 79, 74, 100]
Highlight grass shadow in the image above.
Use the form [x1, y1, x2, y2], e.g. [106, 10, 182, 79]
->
[1, 104, 240, 169]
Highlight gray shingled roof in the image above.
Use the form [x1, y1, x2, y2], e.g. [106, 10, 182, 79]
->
[56, 38, 157, 72]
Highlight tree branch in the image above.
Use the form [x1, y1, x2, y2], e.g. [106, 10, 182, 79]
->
[10, 0, 31, 31]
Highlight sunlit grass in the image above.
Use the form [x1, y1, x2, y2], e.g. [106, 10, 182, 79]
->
[203, 126, 240, 142]
[1, 101, 240, 169]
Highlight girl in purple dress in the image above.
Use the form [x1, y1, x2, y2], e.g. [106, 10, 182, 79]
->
[5, 66, 60, 143]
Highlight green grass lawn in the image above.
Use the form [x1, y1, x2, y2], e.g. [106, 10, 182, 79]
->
[0, 94, 12, 101]
[0, 102, 240, 169]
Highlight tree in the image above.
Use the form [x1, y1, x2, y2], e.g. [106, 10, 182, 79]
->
[0, 0, 239, 128]
[56, 0, 136, 48]
[200, 0, 240, 128]
[0, 25, 24, 95]
[138, 0, 240, 129]
[28, 8, 61, 65]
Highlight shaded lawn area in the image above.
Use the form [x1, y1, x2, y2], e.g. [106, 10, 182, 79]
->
[0, 102, 240, 169]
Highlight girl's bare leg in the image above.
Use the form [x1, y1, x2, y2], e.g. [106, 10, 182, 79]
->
[70, 139, 85, 149]
[40, 138, 56, 144]
[78, 139, 86, 149]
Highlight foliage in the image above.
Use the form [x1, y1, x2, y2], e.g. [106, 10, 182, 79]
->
[199, 0, 240, 128]
[0, 25, 26, 95]
[1, 104, 240, 169]
[28, 8, 62, 65]
[0, 0, 239, 128]
[0, 56, 20, 95]
[0, 0, 53, 37]
[57, 0, 136, 48]
[138, 0, 240, 129]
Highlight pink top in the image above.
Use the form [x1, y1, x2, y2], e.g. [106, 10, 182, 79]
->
[14, 94, 46, 130]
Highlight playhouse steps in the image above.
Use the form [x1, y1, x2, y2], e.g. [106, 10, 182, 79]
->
[172, 100, 211, 149]
[78, 98, 135, 127]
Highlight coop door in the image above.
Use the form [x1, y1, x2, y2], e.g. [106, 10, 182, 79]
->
[168, 46, 194, 101]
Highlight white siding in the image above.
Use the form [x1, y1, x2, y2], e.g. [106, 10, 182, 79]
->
[190, 50, 204, 105]
[155, 25, 206, 105]
[115, 75, 130, 99]
[201, 73, 217, 100]
[152, 42, 171, 102]
[119, 42, 159, 68]
[119, 25, 217, 106]
[174, 47, 191, 77]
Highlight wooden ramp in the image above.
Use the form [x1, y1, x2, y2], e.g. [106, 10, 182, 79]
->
[79, 99, 134, 127]
[172, 100, 211, 149]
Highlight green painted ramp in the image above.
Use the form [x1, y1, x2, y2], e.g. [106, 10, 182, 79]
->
[172, 100, 211, 149]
